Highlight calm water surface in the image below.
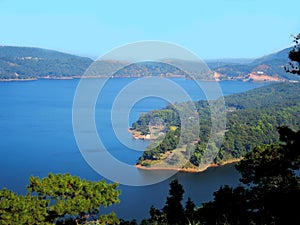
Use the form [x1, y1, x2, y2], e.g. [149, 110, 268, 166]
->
[0, 78, 268, 221]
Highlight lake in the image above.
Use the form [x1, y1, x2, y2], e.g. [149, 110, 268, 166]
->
[0, 78, 268, 221]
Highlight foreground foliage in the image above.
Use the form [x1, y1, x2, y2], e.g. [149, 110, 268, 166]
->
[0, 127, 299, 225]
[285, 33, 300, 75]
[0, 174, 120, 224]
[131, 127, 300, 225]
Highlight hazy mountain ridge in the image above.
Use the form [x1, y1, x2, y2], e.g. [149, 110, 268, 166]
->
[0, 46, 93, 79]
[0, 45, 299, 81]
[208, 47, 300, 81]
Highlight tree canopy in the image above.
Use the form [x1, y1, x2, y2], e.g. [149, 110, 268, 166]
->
[134, 82, 300, 168]
[0, 188, 49, 224]
[0, 173, 120, 225]
[139, 179, 196, 225]
[285, 33, 300, 75]
[196, 126, 300, 225]
[135, 126, 300, 225]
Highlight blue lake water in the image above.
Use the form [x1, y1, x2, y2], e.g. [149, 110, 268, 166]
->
[0, 78, 269, 221]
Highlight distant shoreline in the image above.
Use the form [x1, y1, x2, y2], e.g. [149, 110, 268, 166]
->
[0, 78, 38, 82]
[0, 76, 289, 83]
[135, 158, 241, 173]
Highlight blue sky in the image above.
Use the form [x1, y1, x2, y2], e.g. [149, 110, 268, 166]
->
[0, 0, 299, 59]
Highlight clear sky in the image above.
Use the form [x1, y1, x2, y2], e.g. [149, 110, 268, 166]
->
[0, 0, 299, 59]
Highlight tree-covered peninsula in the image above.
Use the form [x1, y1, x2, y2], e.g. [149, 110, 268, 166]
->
[132, 82, 300, 171]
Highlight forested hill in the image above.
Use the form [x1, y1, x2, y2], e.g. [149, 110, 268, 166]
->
[1, 45, 300, 81]
[224, 81, 300, 110]
[0, 46, 93, 79]
[133, 82, 300, 169]
[207, 47, 300, 81]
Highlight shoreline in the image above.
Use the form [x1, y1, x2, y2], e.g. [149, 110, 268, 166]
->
[135, 158, 242, 173]
[0, 76, 287, 83]
[128, 128, 154, 140]
[0, 78, 38, 82]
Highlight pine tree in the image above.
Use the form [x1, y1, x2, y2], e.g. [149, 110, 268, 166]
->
[184, 197, 195, 223]
[163, 179, 185, 225]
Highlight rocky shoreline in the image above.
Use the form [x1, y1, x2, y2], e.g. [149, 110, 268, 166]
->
[135, 158, 242, 173]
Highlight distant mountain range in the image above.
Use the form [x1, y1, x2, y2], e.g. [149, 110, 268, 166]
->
[0, 45, 299, 81]
[0, 46, 93, 79]
[207, 47, 300, 82]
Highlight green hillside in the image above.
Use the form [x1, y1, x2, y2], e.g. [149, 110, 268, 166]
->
[1, 45, 300, 81]
[0, 46, 93, 79]
[208, 47, 300, 81]
[133, 82, 300, 169]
